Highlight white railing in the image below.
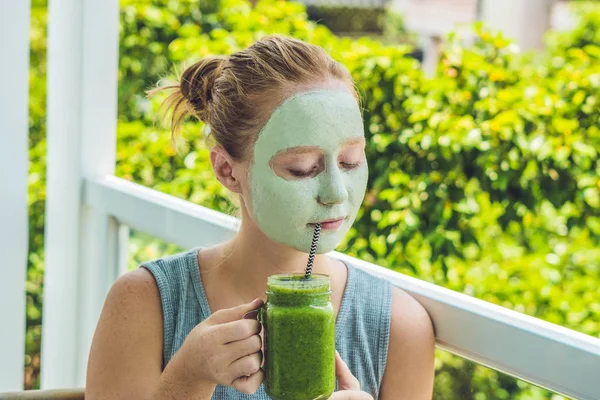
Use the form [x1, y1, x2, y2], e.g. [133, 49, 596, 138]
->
[85, 176, 600, 400]
[0, 0, 31, 392]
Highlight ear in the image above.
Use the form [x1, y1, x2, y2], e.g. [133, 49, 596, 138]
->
[211, 145, 243, 194]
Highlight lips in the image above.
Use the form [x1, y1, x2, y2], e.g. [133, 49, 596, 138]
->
[308, 217, 347, 231]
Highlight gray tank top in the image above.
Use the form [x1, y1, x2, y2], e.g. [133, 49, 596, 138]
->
[142, 248, 392, 399]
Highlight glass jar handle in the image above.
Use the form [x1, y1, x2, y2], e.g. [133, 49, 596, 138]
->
[259, 303, 265, 324]
[243, 304, 266, 323]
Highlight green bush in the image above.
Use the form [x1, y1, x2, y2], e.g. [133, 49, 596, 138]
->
[306, 5, 386, 34]
[119, 0, 224, 121]
[25, 0, 48, 388]
[345, 21, 599, 400]
[25, 0, 598, 398]
[547, 1, 600, 53]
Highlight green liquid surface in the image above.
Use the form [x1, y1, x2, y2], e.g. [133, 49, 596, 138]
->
[263, 274, 336, 400]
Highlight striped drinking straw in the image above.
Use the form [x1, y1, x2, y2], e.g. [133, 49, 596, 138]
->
[304, 223, 322, 279]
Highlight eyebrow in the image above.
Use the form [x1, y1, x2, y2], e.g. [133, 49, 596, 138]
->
[344, 137, 366, 146]
[276, 146, 321, 156]
[275, 138, 365, 157]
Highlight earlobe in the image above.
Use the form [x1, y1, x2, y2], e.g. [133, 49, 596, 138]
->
[210, 146, 242, 193]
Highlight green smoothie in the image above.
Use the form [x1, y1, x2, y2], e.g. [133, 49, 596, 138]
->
[262, 274, 336, 400]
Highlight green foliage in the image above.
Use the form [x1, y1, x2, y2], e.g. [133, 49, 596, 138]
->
[546, 1, 600, 54]
[306, 5, 386, 34]
[116, 120, 233, 212]
[25, 0, 48, 389]
[26, 0, 599, 398]
[381, 8, 412, 45]
[119, 0, 224, 121]
[345, 20, 599, 400]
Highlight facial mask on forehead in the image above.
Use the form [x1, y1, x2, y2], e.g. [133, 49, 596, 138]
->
[249, 89, 368, 254]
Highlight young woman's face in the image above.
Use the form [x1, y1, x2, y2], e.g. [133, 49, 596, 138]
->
[243, 89, 368, 254]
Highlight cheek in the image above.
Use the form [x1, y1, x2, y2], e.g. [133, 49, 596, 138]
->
[275, 180, 319, 206]
[346, 166, 368, 201]
[236, 167, 252, 207]
[249, 166, 319, 216]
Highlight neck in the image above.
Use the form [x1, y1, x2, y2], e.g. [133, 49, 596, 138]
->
[216, 214, 335, 303]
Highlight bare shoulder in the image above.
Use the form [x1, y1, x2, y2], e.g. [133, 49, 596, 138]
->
[109, 267, 161, 305]
[390, 286, 434, 339]
[86, 268, 163, 399]
[379, 286, 436, 400]
[96, 268, 162, 327]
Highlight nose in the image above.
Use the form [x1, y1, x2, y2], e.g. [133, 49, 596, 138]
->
[317, 166, 349, 206]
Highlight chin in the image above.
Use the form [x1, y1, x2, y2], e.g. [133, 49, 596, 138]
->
[315, 239, 342, 255]
[288, 242, 336, 255]
[275, 229, 346, 255]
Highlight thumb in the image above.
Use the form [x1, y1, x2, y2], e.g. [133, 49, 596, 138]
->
[209, 298, 264, 324]
[335, 351, 360, 391]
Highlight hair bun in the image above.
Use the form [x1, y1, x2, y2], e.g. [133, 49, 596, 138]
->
[180, 56, 228, 120]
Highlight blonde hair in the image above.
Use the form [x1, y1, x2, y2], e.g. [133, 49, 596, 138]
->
[148, 35, 358, 160]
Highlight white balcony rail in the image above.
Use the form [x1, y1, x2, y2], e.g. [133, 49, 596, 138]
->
[84, 175, 600, 400]
[0, 0, 31, 392]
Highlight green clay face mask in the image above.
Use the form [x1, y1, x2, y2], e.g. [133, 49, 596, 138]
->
[249, 89, 368, 254]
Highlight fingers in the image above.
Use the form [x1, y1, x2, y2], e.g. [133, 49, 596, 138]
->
[226, 334, 263, 361]
[217, 319, 261, 343]
[231, 367, 265, 395]
[230, 352, 263, 381]
[210, 298, 264, 324]
[335, 351, 360, 391]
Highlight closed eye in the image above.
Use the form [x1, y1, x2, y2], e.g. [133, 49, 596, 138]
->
[340, 162, 361, 170]
[288, 165, 319, 177]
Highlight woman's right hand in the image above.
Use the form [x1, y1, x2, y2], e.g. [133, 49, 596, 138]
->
[170, 298, 265, 395]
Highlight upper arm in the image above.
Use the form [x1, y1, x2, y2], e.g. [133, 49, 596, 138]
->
[379, 287, 436, 400]
[85, 268, 164, 400]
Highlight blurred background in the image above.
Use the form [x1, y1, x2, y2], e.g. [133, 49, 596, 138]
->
[24, 0, 599, 398]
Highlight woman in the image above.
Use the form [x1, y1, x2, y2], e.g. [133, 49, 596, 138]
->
[86, 35, 435, 399]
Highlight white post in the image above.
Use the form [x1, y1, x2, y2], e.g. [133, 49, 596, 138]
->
[422, 35, 442, 77]
[43, 0, 119, 388]
[480, 0, 556, 51]
[0, 0, 31, 392]
[117, 224, 131, 277]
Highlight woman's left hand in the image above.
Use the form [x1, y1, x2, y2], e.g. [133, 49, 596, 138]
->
[328, 351, 374, 400]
